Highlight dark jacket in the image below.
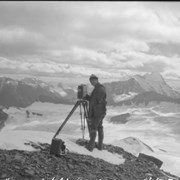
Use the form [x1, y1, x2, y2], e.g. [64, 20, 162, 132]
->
[87, 83, 107, 118]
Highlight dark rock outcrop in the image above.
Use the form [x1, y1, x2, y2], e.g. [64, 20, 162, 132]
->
[110, 113, 131, 124]
[138, 153, 163, 169]
[103, 78, 144, 105]
[0, 109, 8, 130]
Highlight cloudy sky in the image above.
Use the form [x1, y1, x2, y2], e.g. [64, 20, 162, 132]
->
[0, 1, 180, 83]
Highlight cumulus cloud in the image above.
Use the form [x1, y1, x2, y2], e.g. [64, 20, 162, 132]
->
[0, 28, 43, 43]
[0, 1, 180, 81]
[0, 27, 46, 57]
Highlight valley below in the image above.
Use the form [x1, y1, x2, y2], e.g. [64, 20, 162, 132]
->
[1, 101, 180, 177]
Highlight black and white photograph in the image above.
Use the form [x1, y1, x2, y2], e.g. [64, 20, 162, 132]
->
[0, 1, 180, 180]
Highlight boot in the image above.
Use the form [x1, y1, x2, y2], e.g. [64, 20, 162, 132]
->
[98, 128, 104, 150]
[86, 130, 96, 152]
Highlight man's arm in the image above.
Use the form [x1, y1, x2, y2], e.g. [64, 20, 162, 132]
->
[83, 94, 90, 101]
[96, 86, 106, 104]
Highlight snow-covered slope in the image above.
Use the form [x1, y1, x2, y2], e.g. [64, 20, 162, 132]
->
[0, 130, 124, 165]
[112, 137, 154, 156]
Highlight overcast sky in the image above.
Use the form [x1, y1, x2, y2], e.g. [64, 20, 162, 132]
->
[0, 1, 180, 82]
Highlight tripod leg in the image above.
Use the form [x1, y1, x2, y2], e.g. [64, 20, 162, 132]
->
[79, 102, 85, 140]
[82, 101, 90, 135]
[53, 101, 80, 139]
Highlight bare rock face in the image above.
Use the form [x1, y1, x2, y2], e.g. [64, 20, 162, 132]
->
[110, 113, 131, 124]
[138, 153, 163, 168]
[0, 140, 179, 180]
[0, 109, 8, 130]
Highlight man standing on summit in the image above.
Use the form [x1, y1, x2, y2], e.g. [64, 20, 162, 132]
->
[85, 74, 107, 152]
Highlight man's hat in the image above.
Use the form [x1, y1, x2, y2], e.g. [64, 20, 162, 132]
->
[89, 74, 98, 80]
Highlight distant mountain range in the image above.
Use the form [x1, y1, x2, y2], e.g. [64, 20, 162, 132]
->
[0, 72, 180, 108]
[103, 72, 180, 106]
[0, 77, 74, 108]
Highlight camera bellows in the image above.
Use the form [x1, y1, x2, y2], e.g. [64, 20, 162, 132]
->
[77, 84, 87, 99]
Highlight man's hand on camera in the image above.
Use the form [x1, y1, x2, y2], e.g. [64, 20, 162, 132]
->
[83, 94, 90, 101]
[82, 95, 87, 100]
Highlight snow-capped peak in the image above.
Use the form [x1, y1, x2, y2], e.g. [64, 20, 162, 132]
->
[144, 72, 165, 83]
[133, 72, 180, 98]
[21, 77, 49, 88]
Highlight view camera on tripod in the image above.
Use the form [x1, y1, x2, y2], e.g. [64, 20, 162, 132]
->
[50, 84, 89, 156]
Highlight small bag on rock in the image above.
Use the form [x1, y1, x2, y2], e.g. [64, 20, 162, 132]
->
[50, 138, 67, 156]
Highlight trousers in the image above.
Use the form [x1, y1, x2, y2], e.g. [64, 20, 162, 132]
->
[87, 114, 105, 151]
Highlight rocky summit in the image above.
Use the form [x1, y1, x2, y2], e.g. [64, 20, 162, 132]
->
[0, 140, 179, 180]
